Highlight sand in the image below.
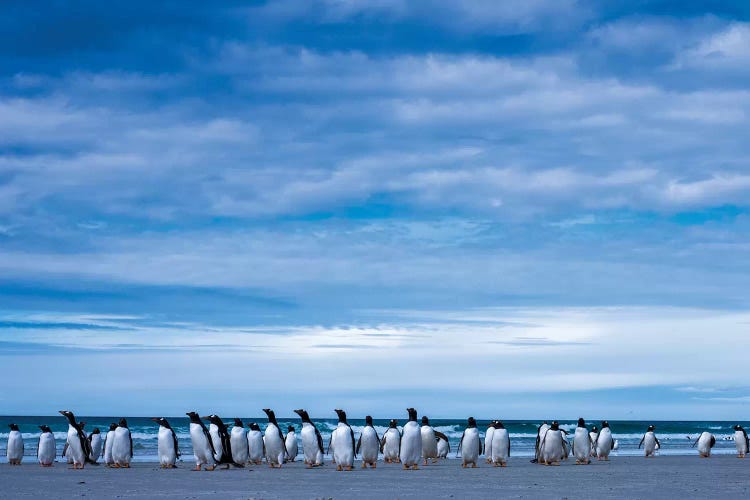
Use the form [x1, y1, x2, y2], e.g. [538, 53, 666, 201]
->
[1, 455, 748, 499]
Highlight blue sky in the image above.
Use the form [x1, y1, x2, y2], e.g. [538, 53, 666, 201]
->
[1, 0, 750, 419]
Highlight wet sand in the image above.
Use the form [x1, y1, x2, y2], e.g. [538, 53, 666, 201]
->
[1, 455, 748, 499]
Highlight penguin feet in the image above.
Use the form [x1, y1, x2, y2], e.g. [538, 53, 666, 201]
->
[372, 463, 376, 468]
[423, 459, 428, 466]
[412, 464, 419, 470]
[193, 465, 202, 471]
[124, 464, 131, 468]
[206, 465, 216, 471]
[362, 463, 367, 469]
[492, 463, 499, 467]
[403, 464, 410, 470]
[345, 466, 353, 471]
[337, 465, 343, 471]
[471, 463, 478, 468]
[501, 462, 507, 467]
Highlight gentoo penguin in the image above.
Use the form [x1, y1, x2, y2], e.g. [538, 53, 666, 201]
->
[152, 417, 179, 468]
[293, 409, 324, 467]
[285, 426, 299, 462]
[733, 425, 749, 458]
[247, 423, 265, 465]
[484, 421, 495, 463]
[400, 408, 422, 470]
[112, 418, 133, 468]
[7, 423, 24, 465]
[332, 409, 356, 471]
[490, 421, 510, 467]
[59, 411, 89, 468]
[420, 416, 438, 465]
[381, 419, 401, 464]
[589, 425, 599, 457]
[357, 415, 380, 469]
[186, 411, 216, 471]
[230, 419, 249, 465]
[436, 431, 450, 459]
[532, 421, 549, 463]
[572, 418, 591, 464]
[262, 408, 287, 468]
[205, 414, 241, 468]
[539, 421, 565, 466]
[595, 421, 614, 461]
[37, 425, 56, 466]
[693, 431, 716, 458]
[88, 428, 103, 463]
[458, 417, 481, 468]
[104, 423, 117, 467]
[63, 421, 88, 464]
[638, 425, 660, 458]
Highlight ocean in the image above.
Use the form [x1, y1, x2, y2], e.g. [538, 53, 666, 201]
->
[1, 416, 746, 462]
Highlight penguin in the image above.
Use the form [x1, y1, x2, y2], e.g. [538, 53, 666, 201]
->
[88, 428, 103, 463]
[436, 430, 450, 459]
[111, 418, 133, 468]
[457, 417, 481, 468]
[572, 418, 591, 464]
[37, 425, 56, 466]
[595, 421, 614, 461]
[733, 425, 749, 458]
[399, 408, 422, 470]
[63, 420, 89, 465]
[58, 411, 89, 469]
[152, 417, 179, 468]
[357, 415, 380, 469]
[532, 421, 549, 463]
[230, 419, 249, 465]
[589, 425, 599, 457]
[104, 423, 117, 467]
[381, 419, 401, 464]
[490, 421, 510, 467]
[638, 425, 660, 458]
[539, 421, 565, 466]
[247, 422, 265, 465]
[332, 409, 356, 471]
[285, 426, 298, 463]
[693, 431, 716, 458]
[186, 411, 216, 471]
[420, 416, 438, 465]
[7, 423, 24, 465]
[293, 409, 324, 467]
[484, 421, 495, 463]
[205, 414, 241, 468]
[262, 408, 287, 468]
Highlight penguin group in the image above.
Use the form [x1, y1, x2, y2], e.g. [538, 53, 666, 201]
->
[4, 412, 747, 468]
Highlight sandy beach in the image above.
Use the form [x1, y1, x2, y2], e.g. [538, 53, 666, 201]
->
[2, 455, 748, 499]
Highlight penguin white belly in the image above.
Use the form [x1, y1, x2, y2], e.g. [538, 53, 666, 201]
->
[734, 431, 748, 455]
[400, 421, 422, 466]
[157, 427, 177, 466]
[189, 423, 215, 466]
[596, 428, 613, 459]
[300, 424, 323, 465]
[66, 427, 86, 466]
[208, 424, 223, 462]
[643, 432, 657, 456]
[38, 433, 56, 465]
[104, 431, 115, 465]
[541, 430, 564, 464]
[111, 428, 132, 465]
[589, 432, 598, 456]
[333, 425, 354, 468]
[573, 428, 590, 463]
[285, 432, 298, 462]
[697, 432, 714, 457]
[383, 429, 401, 462]
[421, 426, 437, 460]
[264, 424, 286, 465]
[360, 427, 379, 464]
[490, 429, 509, 465]
[437, 437, 449, 458]
[460, 428, 480, 466]
[536, 424, 550, 459]
[89, 434, 102, 462]
[247, 430, 264, 463]
[7, 430, 23, 464]
[329, 431, 337, 460]
[484, 427, 494, 458]
[231, 428, 248, 464]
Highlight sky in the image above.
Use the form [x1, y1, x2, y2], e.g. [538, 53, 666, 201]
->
[1, 0, 750, 419]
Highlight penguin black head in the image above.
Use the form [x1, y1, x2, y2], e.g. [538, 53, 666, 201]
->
[334, 409, 348, 423]
[496, 421, 505, 429]
[186, 411, 202, 424]
[421, 416, 430, 425]
[406, 408, 417, 421]
[262, 408, 277, 423]
[592, 426, 598, 432]
[389, 419, 398, 428]
[648, 425, 656, 432]
[734, 425, 743, 431]
[59, 410, 77, 425]
[294, 409, 311, 423]
[550, 421, 560, 430]
[601, 420, 609, 428]
[365, 415, 374, 426]
[118, 418, 128, 428]
[249, 423, 261, 431]
[577, 418, 586, 428]
[287, 425, 295, 433]
[39, 425, 52, 433]
[205, 414, 226, 429]
[152, 417, 171, 429]
[234, 418, 244, 428]
[109, 423, 118, 431]
[92, 428, 100, 434]
[79, 421, 86, 430]
[467, 417, 477, 428]
[9, 423, 19, 431]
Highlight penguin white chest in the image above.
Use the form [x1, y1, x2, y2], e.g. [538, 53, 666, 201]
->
[399, 421, 422, 466]
[461, 428, 480, 465]
[37, 433, 56, 465]
[540, 430, 564, 464]
[7, 430, 24, 463]
[157, 427, 177, 466]
[230, 427, 248, 464]
[360, 427, 379, 463]
[104, 430, 116, 464]
[333, 424, 354, 467]
[596, 428, 613, 458]
[490, 428, 510, 464]
[111, 428, 132, 465]
[383, 429, 401, 460]
[189, 423, 215, 466]
[421, 426, 437, 459]
[264, 424, 286, 465]
[573, 428, 590, 461]
[66, 427, 86, 465]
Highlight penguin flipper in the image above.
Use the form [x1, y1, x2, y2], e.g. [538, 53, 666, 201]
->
[315, 427, 325, 455]
[129, 431, 134, 458]
[356, 434, 362, 455]
[172, 429, 180, 458]
[350, 426, 356, 458]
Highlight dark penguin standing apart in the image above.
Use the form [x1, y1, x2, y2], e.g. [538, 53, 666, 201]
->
[152, 417, 180, 468]
[205, 415, 242, 468]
